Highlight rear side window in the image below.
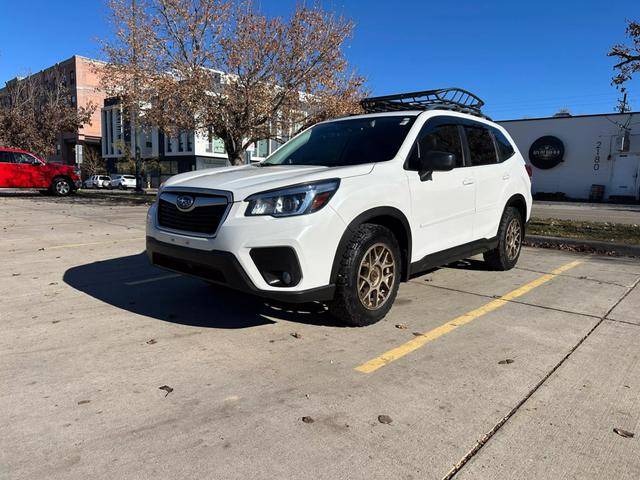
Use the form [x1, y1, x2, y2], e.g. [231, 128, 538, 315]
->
[491, 128, 516, 162]
[0, 151, 14, 163]
[409, 124, 464, 170]
[464, 125, 497, 166]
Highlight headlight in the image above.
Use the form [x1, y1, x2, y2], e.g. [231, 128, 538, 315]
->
[245, 179, 340, 217]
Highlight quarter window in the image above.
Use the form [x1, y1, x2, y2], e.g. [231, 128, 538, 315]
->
[491, 128, 516, 162]
[464, 125, 497, 166]
[409, 124, 463, 170]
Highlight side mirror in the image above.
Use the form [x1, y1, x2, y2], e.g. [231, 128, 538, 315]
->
[419, 151, 456, 180]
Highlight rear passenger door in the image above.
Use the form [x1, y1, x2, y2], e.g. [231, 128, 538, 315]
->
[0, 151, 18, 187]
[462, 122, 505, 240]
[406, 116, 476, 259]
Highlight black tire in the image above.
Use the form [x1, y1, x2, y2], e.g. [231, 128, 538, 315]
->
[51, 177, 73, 197]
[329, 224, 401, 327]
[483, 206, 523, 271]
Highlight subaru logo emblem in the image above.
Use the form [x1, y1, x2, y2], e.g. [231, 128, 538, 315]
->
[176, 195, 195, 211]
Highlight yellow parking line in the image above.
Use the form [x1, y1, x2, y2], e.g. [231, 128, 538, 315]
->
[46, 238, 144, 250]
[355, 259, 582, 374]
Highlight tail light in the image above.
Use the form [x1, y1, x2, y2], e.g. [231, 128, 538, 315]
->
[525, 164, 533, 178]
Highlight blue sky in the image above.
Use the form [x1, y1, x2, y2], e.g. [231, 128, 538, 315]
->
[0, 0, 638, 119]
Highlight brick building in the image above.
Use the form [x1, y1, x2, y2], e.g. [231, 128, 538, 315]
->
[1, 55, 106, 164]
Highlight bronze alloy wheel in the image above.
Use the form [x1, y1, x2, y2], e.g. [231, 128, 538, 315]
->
[505, 217, 522, 261]
[357, 243, 396, 310]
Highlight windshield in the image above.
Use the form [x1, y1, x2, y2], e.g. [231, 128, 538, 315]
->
[261, 116, 416, 167]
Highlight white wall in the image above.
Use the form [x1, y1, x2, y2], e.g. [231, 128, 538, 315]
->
[499, 113, 639, 200]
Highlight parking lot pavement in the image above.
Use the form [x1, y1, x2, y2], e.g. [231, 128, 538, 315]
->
[1, 194, 639, 480]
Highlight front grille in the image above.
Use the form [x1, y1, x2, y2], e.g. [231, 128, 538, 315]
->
[158, 197, 228, 235]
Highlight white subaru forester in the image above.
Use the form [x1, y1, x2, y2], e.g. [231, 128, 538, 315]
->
[146, 88, 532, 326]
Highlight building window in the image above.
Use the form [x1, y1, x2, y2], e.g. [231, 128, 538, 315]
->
[186, 132, 193, 152]
[160, 160, 178, 175]
[70, 71, 75, 84]
[256, 139, 269, 158]
[214, 137, 226, 155]
[178, 133, 184, 152]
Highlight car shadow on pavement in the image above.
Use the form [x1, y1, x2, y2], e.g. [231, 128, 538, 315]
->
[63, 252, 342, 329]
[447, 258, 493, 271]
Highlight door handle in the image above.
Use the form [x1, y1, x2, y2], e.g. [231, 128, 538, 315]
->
[502, 174, 511, 180]
[462, 178, 475, 186]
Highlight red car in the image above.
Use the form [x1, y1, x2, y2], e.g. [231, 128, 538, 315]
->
[0, 147, 81, 196]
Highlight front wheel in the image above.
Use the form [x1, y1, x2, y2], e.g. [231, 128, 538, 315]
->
[483, 206, 523, 270]
[329, 224, 401, 327]
[51, 177, 73, 197]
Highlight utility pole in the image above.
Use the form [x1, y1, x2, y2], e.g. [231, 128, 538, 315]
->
[616, 88, 631, 114]
[131, 0, 143, 192]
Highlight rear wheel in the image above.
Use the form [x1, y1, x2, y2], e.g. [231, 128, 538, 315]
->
[483, 206, 523, 270]
[329, 224, 401, 327]
[51, 177, 72, 197]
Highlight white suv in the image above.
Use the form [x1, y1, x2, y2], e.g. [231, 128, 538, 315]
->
[146, 89, 532, 326]
[110, 174, 137, 189]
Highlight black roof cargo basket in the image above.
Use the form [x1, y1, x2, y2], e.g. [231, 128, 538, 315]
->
[360, 88, 489, 119]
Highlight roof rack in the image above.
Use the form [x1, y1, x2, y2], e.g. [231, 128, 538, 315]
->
[360, 87, 490, 119]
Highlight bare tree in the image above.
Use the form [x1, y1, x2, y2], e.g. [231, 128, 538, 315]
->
[0, 67, 95, 157]
[609, 19, 640, 85]
[80, 146, 107, 177]
[102, 0, 366, 165]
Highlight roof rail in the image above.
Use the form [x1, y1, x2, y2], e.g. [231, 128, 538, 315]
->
[360, 88, 490, 119]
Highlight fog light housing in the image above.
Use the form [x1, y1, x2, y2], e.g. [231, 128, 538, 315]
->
[250, 247, 302, 287]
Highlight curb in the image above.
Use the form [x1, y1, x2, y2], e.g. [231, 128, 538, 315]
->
[524, 234, 640, 257]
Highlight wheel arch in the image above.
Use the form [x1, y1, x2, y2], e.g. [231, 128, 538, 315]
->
[331, 207, 413, 284]
[505, 193, 527, 223]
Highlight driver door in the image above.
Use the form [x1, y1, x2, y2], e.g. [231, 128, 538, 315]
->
[406, 117, 476, 261]
[13, 152, 47, 188]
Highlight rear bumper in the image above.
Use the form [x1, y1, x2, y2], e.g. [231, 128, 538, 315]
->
[146, 236, 335, 304]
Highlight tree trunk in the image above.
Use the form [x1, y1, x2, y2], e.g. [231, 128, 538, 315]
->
[223, 136, 246, 166]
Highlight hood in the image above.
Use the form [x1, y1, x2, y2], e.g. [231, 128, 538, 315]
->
[162, 163, 374, 200]
[45, 162, 77, 175]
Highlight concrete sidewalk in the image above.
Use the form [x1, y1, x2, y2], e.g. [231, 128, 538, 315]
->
[532, 200, 640, 224]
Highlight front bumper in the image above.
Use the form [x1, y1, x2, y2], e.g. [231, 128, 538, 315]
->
[145, 199, 346, 301]
[146, 236, 335, 303]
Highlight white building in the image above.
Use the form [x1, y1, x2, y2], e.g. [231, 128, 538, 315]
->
[499, 112, 639, 201]
[101, 97, 288, 186]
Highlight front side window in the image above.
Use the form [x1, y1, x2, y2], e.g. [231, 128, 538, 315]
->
[408, 124, 463, 170]
[14, 153, 38, 165]
[491, 128, 516, 162]
[464, 125, 497, 166]
[261, 116, 416, 167]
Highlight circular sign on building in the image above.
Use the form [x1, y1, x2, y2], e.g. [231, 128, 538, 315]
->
[528, 136, 564, 169]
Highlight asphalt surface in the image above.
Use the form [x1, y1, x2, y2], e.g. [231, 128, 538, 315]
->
[532, 201, 640, 224]
[1, 192, 640, 480]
